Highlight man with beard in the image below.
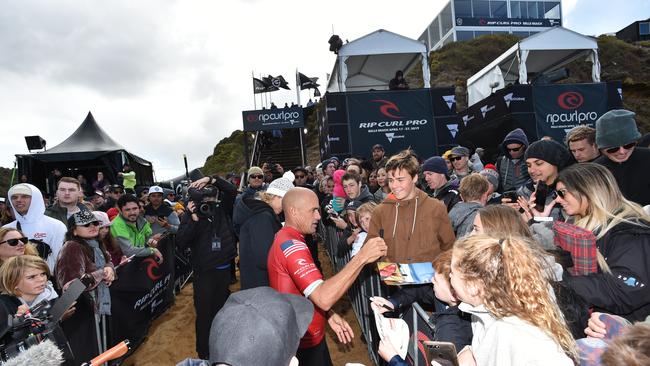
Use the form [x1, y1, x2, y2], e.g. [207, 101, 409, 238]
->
[110, 195, 163, 262]
[267, 187, 388, 366]
[143, 185, 180, 235]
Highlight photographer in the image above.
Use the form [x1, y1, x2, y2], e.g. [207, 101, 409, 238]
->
[176, 184, 236, 360]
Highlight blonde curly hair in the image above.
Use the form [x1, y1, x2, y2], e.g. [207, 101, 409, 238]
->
[453, 234, 578, 361]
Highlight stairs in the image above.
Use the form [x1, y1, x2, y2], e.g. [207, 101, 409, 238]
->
[254, 129, 305, 172]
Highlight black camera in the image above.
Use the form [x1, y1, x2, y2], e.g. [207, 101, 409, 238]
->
[188, 186, 220, 218]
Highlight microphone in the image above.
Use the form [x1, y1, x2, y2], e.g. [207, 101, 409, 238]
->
[2, 339, 63, 366]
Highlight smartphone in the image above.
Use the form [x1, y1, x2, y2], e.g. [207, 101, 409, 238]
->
[534, 181, 549, 212]
[502, 190, 518, 202]
[423, 341, 458, 366]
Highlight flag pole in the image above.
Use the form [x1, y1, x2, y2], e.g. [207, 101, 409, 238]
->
[296, 68, 306, 166]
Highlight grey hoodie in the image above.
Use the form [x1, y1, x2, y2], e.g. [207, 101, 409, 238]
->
[448, 202, 482, 238]
[4, 184, 67, 270]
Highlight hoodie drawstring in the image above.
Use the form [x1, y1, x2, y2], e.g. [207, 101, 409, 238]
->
[392, 203, 399, 239]
[391, 195, 420, 240]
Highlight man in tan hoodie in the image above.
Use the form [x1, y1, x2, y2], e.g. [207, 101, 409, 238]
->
[365, 150, 455, 263]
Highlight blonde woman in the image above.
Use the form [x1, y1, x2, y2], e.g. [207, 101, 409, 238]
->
[451, 234, 577, 365]
[555, 162, 650, 323]
[0, 228, 40, 266]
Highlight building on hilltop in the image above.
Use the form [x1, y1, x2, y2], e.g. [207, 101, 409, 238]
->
[419, 0, 563, 51]
[616, 18, 650, 43]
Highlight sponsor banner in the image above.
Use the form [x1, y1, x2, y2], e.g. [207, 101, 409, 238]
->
[346, 89, 436, 156]
[429, 87, 458, 116]
[110, 236, 178, 350]
[327, 124, 351, 156]
[455, 16, 561, 27]
[533, 83, 608, 140]
[435, 115, 463, 153]
[325, 93, 348, 123]
[498, 84, 533, 113]
[606, 80, 624, 110]
[242, 106, 304, 131]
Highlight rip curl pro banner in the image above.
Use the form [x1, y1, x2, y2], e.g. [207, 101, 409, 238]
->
[346, 89, 436, 157]
[533, 83, 608, 141]
[242, 106, 304, 131]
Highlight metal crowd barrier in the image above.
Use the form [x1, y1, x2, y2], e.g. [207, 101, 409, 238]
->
[318, 222, 435, 366]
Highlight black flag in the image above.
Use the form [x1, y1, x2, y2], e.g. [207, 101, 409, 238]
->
[262, 76, 279, 92]
[298, 72, 320, 90]
[253, 78, 268, 94]
[272, 75, 291, 90]
[314, 87, 321, 97]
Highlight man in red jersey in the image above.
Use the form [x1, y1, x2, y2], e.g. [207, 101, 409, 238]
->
[268, 187, 387, 366]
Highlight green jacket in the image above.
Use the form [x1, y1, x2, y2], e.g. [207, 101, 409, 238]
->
[110, 214, 152, 248]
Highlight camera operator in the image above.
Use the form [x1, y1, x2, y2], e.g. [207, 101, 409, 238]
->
[176, 183, 236, 360]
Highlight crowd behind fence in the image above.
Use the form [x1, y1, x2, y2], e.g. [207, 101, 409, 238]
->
[319, 222, 435, 366]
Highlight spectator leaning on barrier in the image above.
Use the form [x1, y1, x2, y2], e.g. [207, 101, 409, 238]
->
[267, 187, 387, 366]
[4, 183, 67, 271]
[421, 156, 460, 212]
[110, 195, 163, 262]
[565, 125, 600, 163]
[496, 128, 530, 192]
[594, 109, 650, 206]
[365, 150, 455, 264]
[45, 177, 87, 226]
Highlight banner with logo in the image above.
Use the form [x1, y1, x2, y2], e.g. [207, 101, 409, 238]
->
[455, 17, 561, 27]
[533, 83, 608, 141]
[346, 89, 436, 157]
[109, 236, 176, 350]
[242, 106, 304, 132]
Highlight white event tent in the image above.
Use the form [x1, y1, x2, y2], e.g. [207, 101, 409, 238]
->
[326, 29, 430, 92]
[467, 27, 601, 106]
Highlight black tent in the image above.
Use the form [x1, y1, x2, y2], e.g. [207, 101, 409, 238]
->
[16, 111, 154, 195]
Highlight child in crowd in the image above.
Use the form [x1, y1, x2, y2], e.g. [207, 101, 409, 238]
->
[451, 234, 577, 366]
[350, 202, 376, 257]
[373, 250, 472, 365]
[331, 169, 347, 213]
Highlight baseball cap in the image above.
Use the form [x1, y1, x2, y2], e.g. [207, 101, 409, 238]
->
[450, 146, 470, 157]
[209, 287, 313, 366]
[68, 209, 100, 228]
[8, 184, 32, 197]
[93, 211, 112, 228]
[149, 185, 164, 195]
[372, 144, 385, 151]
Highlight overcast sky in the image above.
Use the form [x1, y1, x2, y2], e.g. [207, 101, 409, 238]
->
[1, 0, 648, 180]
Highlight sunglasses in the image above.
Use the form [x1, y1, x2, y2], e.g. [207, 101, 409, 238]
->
[82, 221, 101, 228]
[449, 156, 464, 162]
[605, 142, 637, 154]
[0, 237, 29, 246]
[250, 174, 264, 179]
[555, 189, 568, 199]
[507, 146, 523, 152]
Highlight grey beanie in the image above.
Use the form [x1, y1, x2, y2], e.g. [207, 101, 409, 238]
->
[479, 168, 499, 191]
[595, 109, 641, 149]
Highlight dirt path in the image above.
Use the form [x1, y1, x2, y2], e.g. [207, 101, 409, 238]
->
[122, 245, 373, 365]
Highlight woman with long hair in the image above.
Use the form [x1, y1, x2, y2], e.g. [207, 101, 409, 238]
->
[93, 211, 123, 266]
[56, 210, 115, 364]
[451, 234, 577, 365]
[556, 162, 650, 322]
[373, 166, 390, 202]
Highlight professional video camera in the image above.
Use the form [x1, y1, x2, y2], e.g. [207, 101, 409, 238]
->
[0, 279, 86, 364]
[188, 185, 221, 218]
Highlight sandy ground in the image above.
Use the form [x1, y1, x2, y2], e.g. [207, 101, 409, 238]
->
[122, 245, 373, 365]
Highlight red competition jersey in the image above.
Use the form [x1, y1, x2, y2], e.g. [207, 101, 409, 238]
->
[267, 226, 325, 348]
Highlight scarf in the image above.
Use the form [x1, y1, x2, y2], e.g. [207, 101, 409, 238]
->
[87, 239, 111, 315]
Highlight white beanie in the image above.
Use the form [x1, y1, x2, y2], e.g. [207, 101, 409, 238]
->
[266, 171, 295, 198]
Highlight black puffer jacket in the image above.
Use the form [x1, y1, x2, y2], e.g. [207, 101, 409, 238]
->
[565, 220, 650, 322]
[233, 197, 282, 289]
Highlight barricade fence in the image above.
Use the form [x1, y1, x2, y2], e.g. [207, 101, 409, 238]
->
[318, 222, 435, 366]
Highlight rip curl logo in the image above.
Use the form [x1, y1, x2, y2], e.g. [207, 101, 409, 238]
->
[143, 258, 163, 281]
[557, 92, 584, 110]
[296, 258, 309, 267]
[371, 100, 403, 119]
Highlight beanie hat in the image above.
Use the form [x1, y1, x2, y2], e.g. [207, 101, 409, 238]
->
[248, 166, 263, 176]
[421, 156, 448, 174]
[480, 168, 499, 191]
[525, 140, 572, 169]
[266, 171, 295, 198]
[106, 207, 120, 221]
[595, 109, 641, 149]
[209, 287, 313, 366]
[484, 163, 497, 171]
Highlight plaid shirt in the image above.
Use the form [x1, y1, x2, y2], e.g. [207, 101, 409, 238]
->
[553, 221, 598, 276]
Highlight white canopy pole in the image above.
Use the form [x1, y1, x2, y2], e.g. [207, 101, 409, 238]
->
[590, 49, 601, 82]
[518, 49, 529, 84]
[421, 52, 431, 88]
[339, 56, 349, 92]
